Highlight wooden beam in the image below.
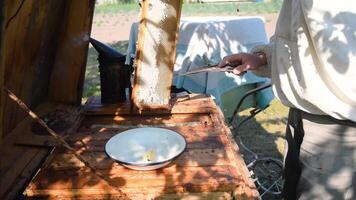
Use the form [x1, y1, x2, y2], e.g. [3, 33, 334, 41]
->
[48, 0, 95, 105]
[1, 0, 67, 138]
[84, 94, 215, 115]
[132, 0, 183, 111]
[0, 0, 5, 147]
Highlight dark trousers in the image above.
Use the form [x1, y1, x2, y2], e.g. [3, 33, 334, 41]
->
[283, 108, 356, 200]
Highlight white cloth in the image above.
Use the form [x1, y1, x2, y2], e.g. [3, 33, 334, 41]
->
[252, 0, 356, 122]
[125, 22, 139, 65]
[126, 17, 274, 118]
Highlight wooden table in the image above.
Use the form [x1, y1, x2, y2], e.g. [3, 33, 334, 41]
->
[25, 94, 259, 199]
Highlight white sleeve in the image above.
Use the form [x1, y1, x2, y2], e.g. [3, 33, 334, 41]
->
[249, 35, 275, 77]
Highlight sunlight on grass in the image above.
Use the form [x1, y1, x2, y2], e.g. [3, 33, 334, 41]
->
[232, 99, 288, 161]
[181, 0, 282, 16]
[94, 0, 283, 16]
[229, 99, 287, 200]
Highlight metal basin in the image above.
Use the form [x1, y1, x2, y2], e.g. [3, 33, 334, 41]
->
[105, 127, 186, 170]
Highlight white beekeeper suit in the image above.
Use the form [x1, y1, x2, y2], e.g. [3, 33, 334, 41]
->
[248, 0, 356, 199]
[252, 0, 356, 122]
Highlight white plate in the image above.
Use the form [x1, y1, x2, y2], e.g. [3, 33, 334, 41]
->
[105, 127, 186, 170]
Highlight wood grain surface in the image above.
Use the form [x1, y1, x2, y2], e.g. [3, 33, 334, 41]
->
[48, 0, 95, 105]
[0, 102, 80, 200]
[26, 96, 259, 199]
[0, 0, 95, 142]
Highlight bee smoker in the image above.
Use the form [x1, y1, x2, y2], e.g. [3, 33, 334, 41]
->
[89, 38, 133, 104]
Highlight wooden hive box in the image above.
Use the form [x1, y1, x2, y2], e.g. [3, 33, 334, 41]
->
[0, 1, 95, 199]
[0, 0, 259, 199]
[25, 94, 259, 199]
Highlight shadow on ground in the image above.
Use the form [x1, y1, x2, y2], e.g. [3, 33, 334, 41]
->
[230, 99, 288, 199]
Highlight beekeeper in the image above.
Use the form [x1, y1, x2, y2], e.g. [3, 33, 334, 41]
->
[219, 0, 356, 199]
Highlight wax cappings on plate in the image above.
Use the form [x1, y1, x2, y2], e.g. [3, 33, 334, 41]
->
[105, 127, 186, 170]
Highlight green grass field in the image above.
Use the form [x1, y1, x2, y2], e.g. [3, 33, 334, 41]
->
[94, 0, 283, 16]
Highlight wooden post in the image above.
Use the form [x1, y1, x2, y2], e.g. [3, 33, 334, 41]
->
[48, 0, 95, 105]
[132, 0, 183, 111]
[0, 0, 4, 147]
[1, 0, 68, 139]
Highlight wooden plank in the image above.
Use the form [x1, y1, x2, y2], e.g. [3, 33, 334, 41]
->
[14, 134, 57, 147]
[26, 190, 232, 200]
[51, 146, 232, 168]
[0, 0, 5, 147]
[2, 0, 66, 138]
[84, 94, 215, 115]
[209, 111, 260, 199]
[69, 135, 225, 150]
[3, 0, 35, 137]
[28, 164, 241, 195]
[2, 148, 51, 200]
[0, 147, 38, 198]
[81, 113, 213, 127]
[48, 0, 95, 105]
[0, 103, 57, 186]
[0, 102, 80, 200]
[74, 126, 217, 140]
[132, 0, 183, 110]
[33, 165, 240, 188]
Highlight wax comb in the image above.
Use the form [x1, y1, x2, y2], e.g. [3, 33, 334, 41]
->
[132, 0, 183, 111]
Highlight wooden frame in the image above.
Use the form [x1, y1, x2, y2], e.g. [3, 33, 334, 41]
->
[132, 0, 183, 111]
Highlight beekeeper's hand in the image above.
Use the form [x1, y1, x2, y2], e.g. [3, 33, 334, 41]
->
[218, 53, 267, 76]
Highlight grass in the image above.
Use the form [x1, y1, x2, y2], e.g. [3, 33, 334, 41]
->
[94, 3, 139, 15]
[181, 0, 283, 16]
[94, 0, 283, 16]
[234, 100, 288, 161]
[232, 100, 288, 200]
